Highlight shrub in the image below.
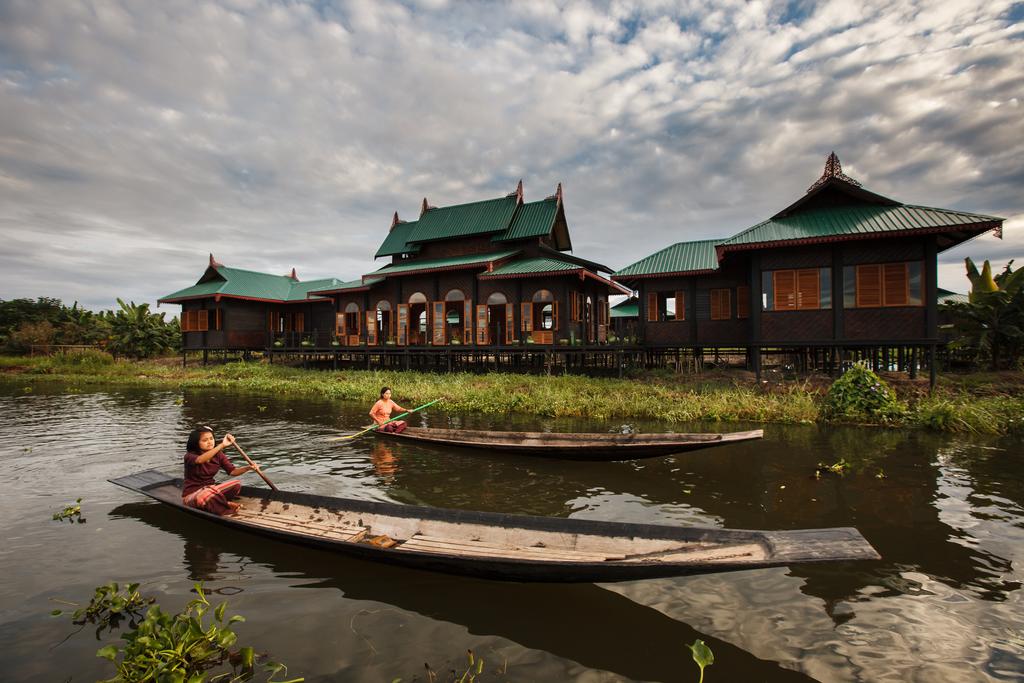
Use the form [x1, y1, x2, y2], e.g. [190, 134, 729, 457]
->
[821, 363, 905, 422]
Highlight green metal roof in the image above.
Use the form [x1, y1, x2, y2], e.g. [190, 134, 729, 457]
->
[160, 266, 344, 303]
[937, 288, 969, 305]
[370, 250, 520, 278]
[406, 195, 519, 244]
[495, 198, 557, 242]
[720, 204, 1001, 250]
[375, 220, 421, 258]
[480, 256, 581, 277]
[613, 239, 722, 278]
[610, 299, 638, 318]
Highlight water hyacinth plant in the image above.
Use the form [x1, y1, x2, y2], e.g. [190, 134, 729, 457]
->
[821, 363, 905, 423]
[54, 582, 302, 683]
[52, 497, 85, 523]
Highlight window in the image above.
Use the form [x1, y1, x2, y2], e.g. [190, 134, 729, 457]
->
[182, 310, 209, 332]
[486, 292, 507, 306]
[710, 289, 731, 320]
[444, 289, 465, 302]
[646, 291, 684, 321]
[408, 292, 427, 304]
[762, 268, 832, 311]
[844, 262, 922, 308]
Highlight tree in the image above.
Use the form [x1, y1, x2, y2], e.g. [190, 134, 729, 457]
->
[946, 258, 1024, 369]
[104, 299, 180, 359]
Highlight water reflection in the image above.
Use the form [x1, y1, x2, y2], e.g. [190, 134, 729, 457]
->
[111, 501, 812, 682]
[2, 383, 1023, 682]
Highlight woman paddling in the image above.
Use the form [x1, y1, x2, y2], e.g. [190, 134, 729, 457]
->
[182, 426, 261, 515]
[369, 387, 408, 434]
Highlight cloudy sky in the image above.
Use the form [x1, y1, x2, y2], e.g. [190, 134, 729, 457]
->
[1, 0, 1021, 310]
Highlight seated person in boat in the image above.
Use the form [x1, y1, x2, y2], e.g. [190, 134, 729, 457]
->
[182, 426, 261, 515]
[370, 387, 408, 434]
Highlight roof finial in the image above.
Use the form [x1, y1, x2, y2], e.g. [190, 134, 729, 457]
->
[209, 253, 222, 268]
[420, 197, 430, 217]
[555, 182, 563, 202]
[808, 152, 861, 192]
[515, 179, 524, 202]
[289, 267, 297, 280]
[390, 211, 400, 232]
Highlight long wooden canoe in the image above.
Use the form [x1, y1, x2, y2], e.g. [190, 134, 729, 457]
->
[375, 427, 764, 460]
[111, 470, 879, 582]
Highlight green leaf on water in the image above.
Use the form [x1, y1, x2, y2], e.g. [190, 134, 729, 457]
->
[689, 639, 714, 683]
[214, 601, 226, 622]
[96, 644, 119, 661]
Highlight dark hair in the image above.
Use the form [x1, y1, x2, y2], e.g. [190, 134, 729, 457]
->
[380, 386, 392, 399]
[186, 426, 214, 454]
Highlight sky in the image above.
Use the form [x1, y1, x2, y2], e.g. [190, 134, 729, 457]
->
[0, 0, 1022, 311]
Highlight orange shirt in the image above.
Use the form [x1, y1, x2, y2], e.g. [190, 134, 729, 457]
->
[370, 398, 406, 425]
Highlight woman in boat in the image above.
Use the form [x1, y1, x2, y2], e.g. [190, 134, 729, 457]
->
[370, 386, 408, 434]
[182, 426, 261, 515]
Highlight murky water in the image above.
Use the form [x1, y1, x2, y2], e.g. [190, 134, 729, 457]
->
[0, 382, 1021, 682]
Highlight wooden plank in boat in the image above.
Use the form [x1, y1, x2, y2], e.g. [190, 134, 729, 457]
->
[398, 534, 626, 562]
[233, 511, 368, 542]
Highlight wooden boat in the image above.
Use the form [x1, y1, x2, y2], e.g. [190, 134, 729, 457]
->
[375, 427, 765, 460]
[111, 470, 879, 582]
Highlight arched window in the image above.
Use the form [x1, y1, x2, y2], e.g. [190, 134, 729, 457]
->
[532, 289, 554, 303]
[376, 300, 391, 311]
[418, 310, 427, 333]
[444, 289, 465, 302]
[344, 302, 359, 313]
[408, 292, 427, 304]
[486, 292, 508, 306]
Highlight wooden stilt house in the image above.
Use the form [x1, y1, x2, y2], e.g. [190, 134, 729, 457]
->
[159, 255, 344, 352]
[310, 182, 630, 348]
[613, 154, 1005, 368]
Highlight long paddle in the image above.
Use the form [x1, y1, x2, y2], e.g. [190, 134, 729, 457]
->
[229, 440, 279, 491]
[329, 398, 442, 442]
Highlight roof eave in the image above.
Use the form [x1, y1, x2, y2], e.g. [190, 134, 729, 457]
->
[612, 268, 719, 282]
[716, 221, 1002, 259]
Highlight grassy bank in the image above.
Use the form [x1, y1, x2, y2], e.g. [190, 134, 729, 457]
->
[2, 354, 1022, 435]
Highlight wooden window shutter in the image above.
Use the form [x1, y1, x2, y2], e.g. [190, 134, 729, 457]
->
[432, 302, 445, 345]
[674, 292, 685, 321]
[796, 269, 819, 310]
[366, 311, 377, 345]
[197, 309, 209, 331]
[475, 304, 489, 345]
[214, 308, 223, 330]
[336, 312, 345, 337]
[353, 309, 361, 335]
[773, 271, 796, 310]
[294, 312, 305, 332]
[857, 265, 882, 308]
[647, 292, 659, 322]
[736, 286, 750, 319]
[505, 303, 516, 344]
[266, 312, 273, 333]
[521, 302, 533, 332]
[710, 289, 730, 320]
[552, 301, 559, 331]
[464, 300, 473, 344]
[883, 263, 908, 306]
[397, 304, 408, 345]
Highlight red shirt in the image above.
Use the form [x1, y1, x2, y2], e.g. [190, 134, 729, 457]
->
[183, 450, 236, 497]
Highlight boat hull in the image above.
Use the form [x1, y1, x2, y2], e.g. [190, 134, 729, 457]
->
[110, 470, 878, 583]
[375, 427, 764, 460]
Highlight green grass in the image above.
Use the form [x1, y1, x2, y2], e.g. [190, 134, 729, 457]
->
[2, 354, 1022, 435]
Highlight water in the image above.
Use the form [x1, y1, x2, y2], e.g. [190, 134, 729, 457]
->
[0, 382, 1021, 682]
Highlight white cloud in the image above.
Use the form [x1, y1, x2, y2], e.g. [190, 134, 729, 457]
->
[0, 0, 1020, 310]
